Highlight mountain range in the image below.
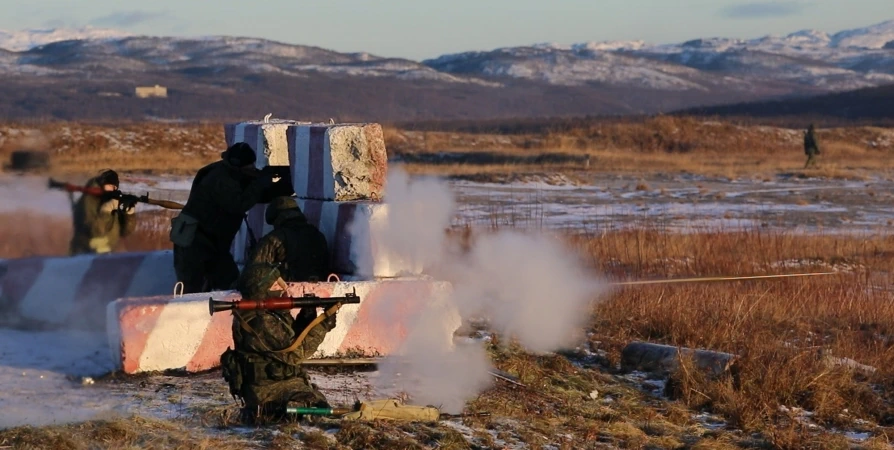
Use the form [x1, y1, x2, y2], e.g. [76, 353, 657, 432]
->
[0, 21, 892, 122]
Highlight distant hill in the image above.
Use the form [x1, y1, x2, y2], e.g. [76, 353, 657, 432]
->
[0, 20, 893, 121]
[674, 83, 894, 126]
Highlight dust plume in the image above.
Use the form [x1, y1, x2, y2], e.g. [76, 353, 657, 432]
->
[360, 166, 607, 413]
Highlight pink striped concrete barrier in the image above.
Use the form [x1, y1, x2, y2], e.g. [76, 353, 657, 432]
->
[224, 120, 387, 201]
[0, 251, 177, 329]
[231, 199, 423, 277]
[107, 279, 457, 374]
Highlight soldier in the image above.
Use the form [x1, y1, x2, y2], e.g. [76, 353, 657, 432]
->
[249, 196, 331, 283]
[804, 124, 820, 168]
[220, 263, 337, 424]
[169, 142, 282, 294]
[69, 169, 136, 255]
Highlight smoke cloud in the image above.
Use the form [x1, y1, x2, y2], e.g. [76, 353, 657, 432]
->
[348, 170, 455, 278]
[361, 165, 607, 413]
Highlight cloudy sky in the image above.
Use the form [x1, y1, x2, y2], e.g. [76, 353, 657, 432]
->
[2, 0, 893, 59]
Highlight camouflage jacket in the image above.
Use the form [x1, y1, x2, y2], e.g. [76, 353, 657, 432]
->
[69, 177, 136, 254]
[232, 308, 337, 366]
[180, 160, 276, 245]
[248, 211, 331, 282]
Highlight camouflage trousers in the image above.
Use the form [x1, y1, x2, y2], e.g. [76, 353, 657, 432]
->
[240, 374, 330, 424]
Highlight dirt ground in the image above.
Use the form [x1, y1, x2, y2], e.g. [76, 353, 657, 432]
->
[2, 168, 894, 448]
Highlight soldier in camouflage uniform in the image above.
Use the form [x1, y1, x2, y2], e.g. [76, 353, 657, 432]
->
[221, 263, 337, 424]
[169, 143, 283, 294]
[69, 170, 136, 255]
[249, 196, 331, 282]
[804, 124, 820, 168]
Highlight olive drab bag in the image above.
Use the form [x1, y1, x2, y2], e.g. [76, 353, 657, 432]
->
[169, 212, 199, 247]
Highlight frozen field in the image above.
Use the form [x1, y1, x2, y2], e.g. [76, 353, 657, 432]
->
[0, 327, 394, 431]
[1, 170, 892, 441]
[4, 172, 889, 234]
[449, 173, 893, 234]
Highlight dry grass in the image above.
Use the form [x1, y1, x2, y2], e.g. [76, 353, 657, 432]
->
[2, 117, 892, 180]
[573, 227, 894, 445]
[0, 415, 259, 449]
[0, 210, 175, 258]
[2, 190, 894, 446]
[0, 123, 221, 177]
[387, 116, 894, 179]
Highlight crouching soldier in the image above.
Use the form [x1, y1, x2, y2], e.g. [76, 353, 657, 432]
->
[69, 169, 136, 255]
[220, 263, 338, 424]
[249, 196, 331, 282]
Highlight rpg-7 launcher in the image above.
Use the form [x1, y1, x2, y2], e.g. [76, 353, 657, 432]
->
[48, 178, 184, 211]
[208, 289, 360, 316]
[283, 403, 491, 420]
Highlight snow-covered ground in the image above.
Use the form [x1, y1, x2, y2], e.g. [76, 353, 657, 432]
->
[2, 170, 893, 433]
[4, 172, 892, 235]
[449, 174, 886, 234]
[0, 327, 396, 430]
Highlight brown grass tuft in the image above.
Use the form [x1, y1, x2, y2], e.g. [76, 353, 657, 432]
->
[0, 416, 256, 450]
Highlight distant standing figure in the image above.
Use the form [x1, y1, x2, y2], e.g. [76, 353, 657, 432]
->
[804, 124, 820, 168]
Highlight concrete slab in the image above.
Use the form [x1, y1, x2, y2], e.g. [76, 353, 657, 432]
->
[108, 279, 457, 374]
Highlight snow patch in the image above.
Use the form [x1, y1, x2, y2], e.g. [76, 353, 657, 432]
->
[0, 26, 133, 52]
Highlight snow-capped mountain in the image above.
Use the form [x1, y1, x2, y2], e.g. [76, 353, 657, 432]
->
[1, 21, 893, 92]
[425, 20, 894, 92]
[0, 26, 132, 52]
[1, 33, 498, 86]
[0, 21, 892, 121]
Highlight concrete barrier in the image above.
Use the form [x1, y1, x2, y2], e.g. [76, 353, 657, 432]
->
[224, 121, 387, 202]
[231, 199, 423, 277]
[287, 123, 387, 201]
[107, 279, 457, 374]
[223, 119, 311, 168]
[0, 251, 177, 329]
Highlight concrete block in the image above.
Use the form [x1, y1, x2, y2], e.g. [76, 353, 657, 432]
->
[224, 119, 311, 168]
[230, 199, 424, 278]
[108, 279, 457, 374]
[287, 123, 387, 201]
[0, 251, 177, 330]
[224, 121, 387, 201]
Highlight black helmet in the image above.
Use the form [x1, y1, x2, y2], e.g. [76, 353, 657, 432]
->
[222, 142, 257, 167]
[96, 169, 119, 188]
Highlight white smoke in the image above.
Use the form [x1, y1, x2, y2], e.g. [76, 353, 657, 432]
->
[374, 299, 493, 414]
[348, 170, 455, 278]
[361, 165, 607, 413]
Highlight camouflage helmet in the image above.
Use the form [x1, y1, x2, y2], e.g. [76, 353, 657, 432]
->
[236, 262, 285, 300]
[266, 195, 304, 225]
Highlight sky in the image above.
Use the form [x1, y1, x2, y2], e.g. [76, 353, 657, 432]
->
[2, 0, 893, 60]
